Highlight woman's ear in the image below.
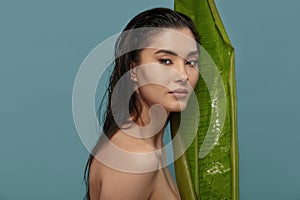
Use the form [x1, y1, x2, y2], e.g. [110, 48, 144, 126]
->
[130, 62, 138, 82]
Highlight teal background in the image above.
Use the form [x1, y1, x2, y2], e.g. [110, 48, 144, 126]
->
[1, 0, 300, 199]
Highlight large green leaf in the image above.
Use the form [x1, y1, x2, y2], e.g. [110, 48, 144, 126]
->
[170, 0, 239, 199]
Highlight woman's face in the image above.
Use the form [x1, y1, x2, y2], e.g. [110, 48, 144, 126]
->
[131, 28, 199, 112]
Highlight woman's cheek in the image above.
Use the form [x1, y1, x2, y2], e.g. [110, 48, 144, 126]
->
[137, 64, 173, 86]
[189, 71, 199, 88]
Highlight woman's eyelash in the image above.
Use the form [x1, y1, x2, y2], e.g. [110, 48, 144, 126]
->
[186, 60, 198, 67]
[158, 58, 198, 67]
[159, 59, 172, 65]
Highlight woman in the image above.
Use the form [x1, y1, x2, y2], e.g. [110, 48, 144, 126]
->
[84, 7, 200, 200]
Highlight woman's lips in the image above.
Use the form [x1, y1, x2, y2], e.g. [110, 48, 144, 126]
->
[168, 88, 189, 98]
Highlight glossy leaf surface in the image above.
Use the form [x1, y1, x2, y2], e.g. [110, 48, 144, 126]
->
[171, 1, 239, 199]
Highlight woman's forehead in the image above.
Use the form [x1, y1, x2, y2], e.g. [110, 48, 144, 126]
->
[144, 28, 199, 58]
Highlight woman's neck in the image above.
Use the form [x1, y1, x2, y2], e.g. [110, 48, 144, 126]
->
[129, 103, 170, 149]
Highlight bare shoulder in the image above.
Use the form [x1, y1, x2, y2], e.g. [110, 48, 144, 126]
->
[89, 158, 157, 199]
[99, 129, 161, 171]
[89, 130, 162, 199]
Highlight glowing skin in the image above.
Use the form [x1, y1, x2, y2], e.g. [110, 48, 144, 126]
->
[131, 27, 199, 122]
[90, 28, 199, 200]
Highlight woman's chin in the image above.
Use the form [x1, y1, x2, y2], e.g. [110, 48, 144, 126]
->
[166, 102, 187, 112]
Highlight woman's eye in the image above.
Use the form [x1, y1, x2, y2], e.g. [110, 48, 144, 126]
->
[159, 59, 172, 65]
[186, 60, 198, 67]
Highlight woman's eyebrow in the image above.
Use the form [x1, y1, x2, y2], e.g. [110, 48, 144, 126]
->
[187, 50, 199, 57]
[155, 49, 178, 56]
[155, 49, 199, 57]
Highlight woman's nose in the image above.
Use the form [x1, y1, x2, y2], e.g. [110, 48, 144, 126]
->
[174, 61, 189, 83]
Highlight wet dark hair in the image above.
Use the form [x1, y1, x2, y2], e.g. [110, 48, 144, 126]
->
[83, 7, 200, 200]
